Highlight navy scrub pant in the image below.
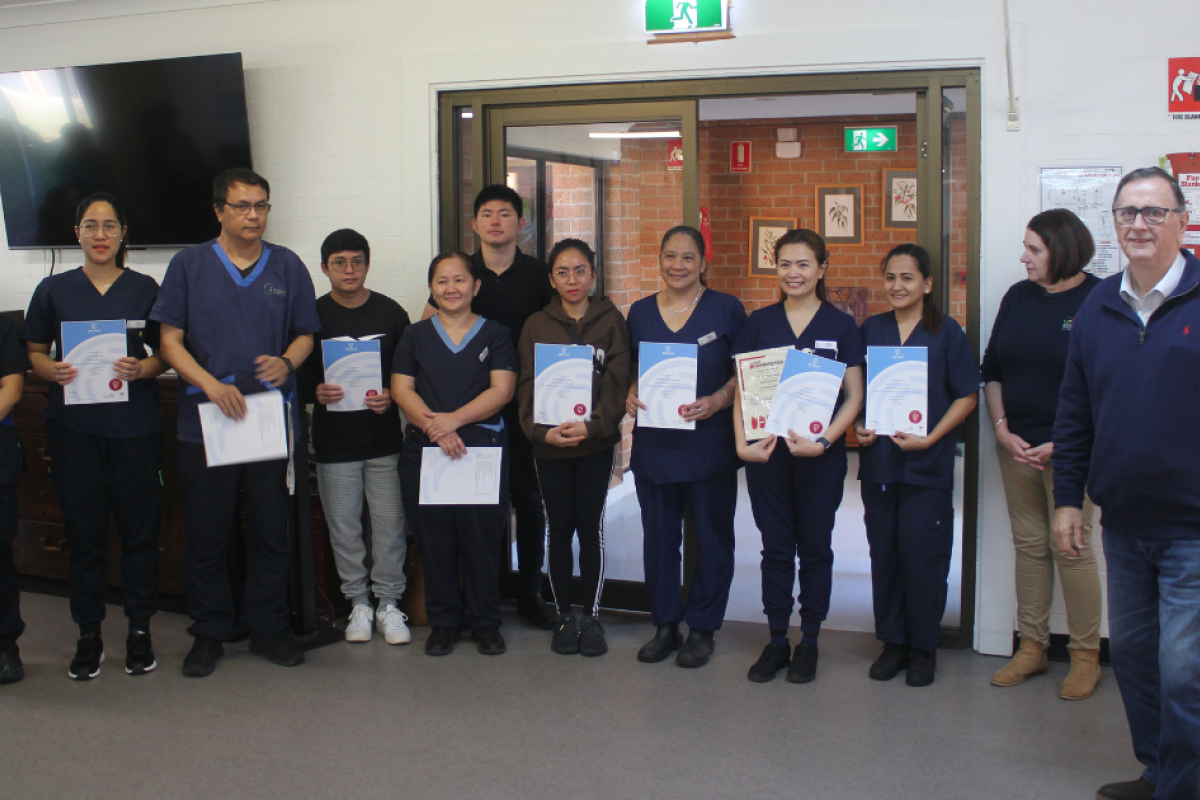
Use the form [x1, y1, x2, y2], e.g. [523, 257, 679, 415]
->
[746, 442, 847, 635]
[0, 481, 22, 650]
[398, 427, 507, 629]
[502, 403, 546, 597]
[861, 481, 953, 652]
[179, 443, 290, 641]
[636, 472, 737, 632]
[48, 422, 161, 635]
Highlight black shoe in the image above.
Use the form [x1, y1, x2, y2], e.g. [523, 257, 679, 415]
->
[68, 633, 105, 680]
[906, 648, 936, 687]
[425, 626, 460, 656]
[747, 642, 791, 683]
[551, 614, 580, 655]
[869, 642, 910, 681]
[786, 643, 819, 683]
[676, 630, 715, 668]
[1096, 778, 1156, 800]
[471, 626, 506, 655]
[124, 630, 157, 676]
[578, 615, 608, 657]
[182, 636, 224, 677]
[517, 594, 555, 630]
[249, 631, 305, 667]
[0, 644, 24, 685]
[637, 623, 682, 663]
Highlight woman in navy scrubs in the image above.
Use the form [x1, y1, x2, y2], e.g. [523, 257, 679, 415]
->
[855, 243, 979, 687]
[626, 225, 746, 668]
[733, 230, 864, 684]
[23, 193, 168, 680]
[393, 252, 517, 658]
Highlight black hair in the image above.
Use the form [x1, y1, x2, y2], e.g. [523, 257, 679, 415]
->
[547, 238, 596, 272]
[1026, 209, 1094, 284]
[1113, 167, 1187, 211]
[213, 167, 270, 205]
[321, 229, 371, 266]
[75, 192, 128, 269]
[473, 184, 523, 219]
[881, 243, 942, 335]
[660, 225, 708, 286]
[426, 251, 478, 286]
[773, 228, 829, 303]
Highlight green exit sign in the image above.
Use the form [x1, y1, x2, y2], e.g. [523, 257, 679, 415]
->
[845, 126, 898, 152]
[645, 0, 728, 33]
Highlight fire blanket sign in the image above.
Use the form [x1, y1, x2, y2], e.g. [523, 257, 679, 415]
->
[1169, 57, 1200, 120]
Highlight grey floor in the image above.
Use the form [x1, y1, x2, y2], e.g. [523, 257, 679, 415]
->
[3, 593, 1138, 800]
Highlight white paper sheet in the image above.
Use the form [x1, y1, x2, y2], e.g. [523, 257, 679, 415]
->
[198, 391, 288, 467]
[419, 446, 502, 505]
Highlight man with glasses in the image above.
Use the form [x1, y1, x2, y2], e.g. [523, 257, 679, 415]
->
[153, 167, 320, 676]
[1053, 167, 1199, 800]
[303, 229, 412, 645]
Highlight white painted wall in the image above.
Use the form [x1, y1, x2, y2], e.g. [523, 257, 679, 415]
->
[0, 0, 1196, 653]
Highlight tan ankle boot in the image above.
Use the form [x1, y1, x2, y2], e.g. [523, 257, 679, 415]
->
[990, 638, 1048, 687]
[1059, 647, 1101, 700]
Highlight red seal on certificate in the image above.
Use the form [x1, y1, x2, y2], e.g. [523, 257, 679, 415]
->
[678, 405, 688, 418]
[809, 421, 823, 434]
[109, 379, 123, 391]
[909, 410, 922, 424]
[365, 389, 378, 397]
[574, 404, 586, 416]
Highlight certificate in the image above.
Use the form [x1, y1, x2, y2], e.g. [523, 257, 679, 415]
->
[866, 346, 928, 436]
[765, 350, 846, 440]
[533, 343, 593, 426]
[735, 346, 791, 441]
[636, 342, 697, 430]
[61, 320, 128, 406]
[419, 446, 502, 505]
[322, 336, 383, 413]
[198, 391, 289, 467]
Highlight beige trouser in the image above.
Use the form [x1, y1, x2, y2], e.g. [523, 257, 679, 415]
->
[996, 443, 1102, 651]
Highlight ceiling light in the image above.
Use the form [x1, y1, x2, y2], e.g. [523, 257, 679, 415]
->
[588, 130, 682, 139]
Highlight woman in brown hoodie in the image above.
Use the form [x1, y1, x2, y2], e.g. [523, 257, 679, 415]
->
[517, 239, 631, 657]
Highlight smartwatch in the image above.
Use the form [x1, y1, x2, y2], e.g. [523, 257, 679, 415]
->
[281, 356, 295, 374]
[816, 436, 831, 451]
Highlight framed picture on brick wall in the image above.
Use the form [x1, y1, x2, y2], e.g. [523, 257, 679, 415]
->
[882, 170, 918, 230]
[748, 216, 797, 277]
[815, 185, 862, 246]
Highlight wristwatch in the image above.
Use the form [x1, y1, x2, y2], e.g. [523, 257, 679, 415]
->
[281, 356, 294, 374]
[816, 436, 831, 451]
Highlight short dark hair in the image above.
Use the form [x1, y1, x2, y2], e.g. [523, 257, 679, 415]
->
[321, 229, 371, 266]
[427, 251, 477, 285]
[213, 167, 270, 205]
[1113, 167, 1187, 210]
[473, 184, 523, 219]
[1026, 209, 1094, 284]
[547, 238, 595, 272]
[75, 192, 128, 270]
[881, 243, 942, 335]
[774, 228, 829, 303]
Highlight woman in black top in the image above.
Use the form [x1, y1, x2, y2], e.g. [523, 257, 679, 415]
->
[981, 209, 1102, 699]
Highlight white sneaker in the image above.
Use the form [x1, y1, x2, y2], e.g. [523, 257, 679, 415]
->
[344, 604, 374, 643]
[377, 605, 411, 645]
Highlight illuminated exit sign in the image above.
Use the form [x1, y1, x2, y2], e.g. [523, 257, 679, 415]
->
[645, 0, 728, 33]
[845, 126, 898, 152]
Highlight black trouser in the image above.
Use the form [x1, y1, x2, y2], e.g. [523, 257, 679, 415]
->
[0, 482, 22, 650]
[503, 404, 546, 596]
[534, 447, 615, 617]
[179, 443, 290, 641]
[48, 422, 161, 635]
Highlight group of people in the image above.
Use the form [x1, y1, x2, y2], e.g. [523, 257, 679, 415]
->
[0, 166, 1194, 800]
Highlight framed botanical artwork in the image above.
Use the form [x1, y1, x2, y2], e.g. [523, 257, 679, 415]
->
[748, 216, 797, 277]
[815, 185, 863, 246]
[882, 170, 918, 230]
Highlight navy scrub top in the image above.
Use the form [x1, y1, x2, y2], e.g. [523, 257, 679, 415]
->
[858, 311, 980, 490]
[150, 239, 320, 444]
[732, 301, 866, 443]
[626, 288, 747, 484]
[22, 267, 163, 438]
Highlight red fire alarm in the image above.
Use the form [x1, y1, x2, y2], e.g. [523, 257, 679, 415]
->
[730, 141, 751, 173]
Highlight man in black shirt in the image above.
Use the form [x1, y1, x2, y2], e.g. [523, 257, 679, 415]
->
[307, 229, 413, 645]
[0, 314, 30, 685]
[422, 185, 555, 628]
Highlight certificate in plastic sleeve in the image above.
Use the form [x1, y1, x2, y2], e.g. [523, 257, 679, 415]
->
[199, 391, 288, 467]
[765, 350, 846, 440]
[533, 343, 593, 426]
[735, 346, 791, 441]
[636, 342, 698, 430]
[866, 346, 928, 436]
[321, 336, 383, 412]
[419, 447, 502, 505]
[61, 320, 128, 406]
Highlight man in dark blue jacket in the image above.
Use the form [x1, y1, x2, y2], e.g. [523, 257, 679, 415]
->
[1053, 167, 1199, 800]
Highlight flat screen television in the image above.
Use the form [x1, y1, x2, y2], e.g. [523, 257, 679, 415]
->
[0, 52, 252, 249]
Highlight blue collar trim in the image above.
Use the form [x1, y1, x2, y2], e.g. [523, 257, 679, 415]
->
[213, 242, 272, 287]
[431, 314, 485, 354]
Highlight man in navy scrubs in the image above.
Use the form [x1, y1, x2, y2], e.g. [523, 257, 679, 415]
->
[1054, 167, 1200, 800]
[153, 168, 320, 677]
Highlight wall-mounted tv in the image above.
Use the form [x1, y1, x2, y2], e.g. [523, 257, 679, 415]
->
[0, 52, 252, 249]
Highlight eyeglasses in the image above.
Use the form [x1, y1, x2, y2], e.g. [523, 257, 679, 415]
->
[1112, 206, 1184, 225]
[78, 221, 123, 237]
[221, 201, 272, 216]
[327, 257, 367, 273]
[552, 266, 592, 280]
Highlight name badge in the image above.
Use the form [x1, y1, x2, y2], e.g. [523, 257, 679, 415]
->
[815, 340, 838, 357]
[479, 347, 489, 362]
[127, 320, 146, 329]
[697, 332, 718, 346]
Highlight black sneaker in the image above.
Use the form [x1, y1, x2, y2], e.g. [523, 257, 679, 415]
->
[68, 633, 105, 680]
[125, 631, 157, 676]
[471, 625, 506, 655]
[182, 636, 225, 677]
[676, 630, 715, 668]
[249, 631, 305, 667]
[425, 626, 460, 656]
[869, 642, 909, 681]
[551, 614, 580, 655]
[637, 623, 682, 663]
[906, 648, 937, 687]
[786, 643, 819, 683]
[517, 594, 555, 630]
[747, 642, 791, 683]
[578, 616, 608, 657]
[0, 644, 24, 685]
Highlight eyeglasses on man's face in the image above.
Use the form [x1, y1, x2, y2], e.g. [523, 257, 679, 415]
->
[327, 257, 367, 273]
[221, 201, 272, 216]
[78, 221, 123, 237]
[1112, 206, 1184, 225]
